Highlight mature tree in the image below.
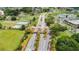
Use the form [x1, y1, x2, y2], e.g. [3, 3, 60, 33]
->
[4, 8, 20, 16]
[77, 14, 79, 17]
[66, 8, 72, 12]
[32, 17, 36, 21]
[0, 23, 2, 29]
[20, 7, 32, 13]
[56, 35, 79, 51]
[11, 16, 17, 21]
[71, 33, 79, 43]
[21, 25, 25, 30]
[43, 8, 49, 12]
[50, 23, 67, 37]
[45, 14, 54, 26]
[0, 16, 5, 20]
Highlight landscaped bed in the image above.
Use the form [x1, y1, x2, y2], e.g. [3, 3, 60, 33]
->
[0, 29, 24, 51]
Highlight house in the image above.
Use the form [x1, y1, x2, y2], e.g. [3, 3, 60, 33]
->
[56, 14, 68, 25]
[12, 21, 29, 30]
[64, 20, 79, 33]
[56, 13, 79, 33]
[0, 10, 4, 16]
[6, 16, 12, 21]
[56, 14, 77, 25]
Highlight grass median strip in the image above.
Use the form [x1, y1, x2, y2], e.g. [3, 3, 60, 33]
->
[34, 32, 40, 51]
[21, 33, 32, 50]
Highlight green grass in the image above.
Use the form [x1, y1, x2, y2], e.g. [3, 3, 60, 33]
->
[19, 14, 39, 21]
[0, 21, 16, 27]
[60, 31, 71, 36]
[0, 29, 24, 51]
[19, 14, 33, 21]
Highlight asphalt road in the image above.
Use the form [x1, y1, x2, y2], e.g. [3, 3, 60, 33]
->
[25, 14, 42, 51]
[38, 14, 50, 51]
[25, 33, 37, 51]
[25, 13, 50, 51]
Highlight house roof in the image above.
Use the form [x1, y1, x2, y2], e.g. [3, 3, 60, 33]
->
[66, 20, 79, 25]
[12, 25, 22, 29]
[16, 21, 29, 25]
[58, 14, 76, 18]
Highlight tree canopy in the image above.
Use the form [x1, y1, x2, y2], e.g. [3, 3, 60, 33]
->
[56, 34, 79, 51]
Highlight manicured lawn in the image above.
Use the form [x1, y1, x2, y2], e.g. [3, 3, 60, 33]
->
[0, 29, 24, 51]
